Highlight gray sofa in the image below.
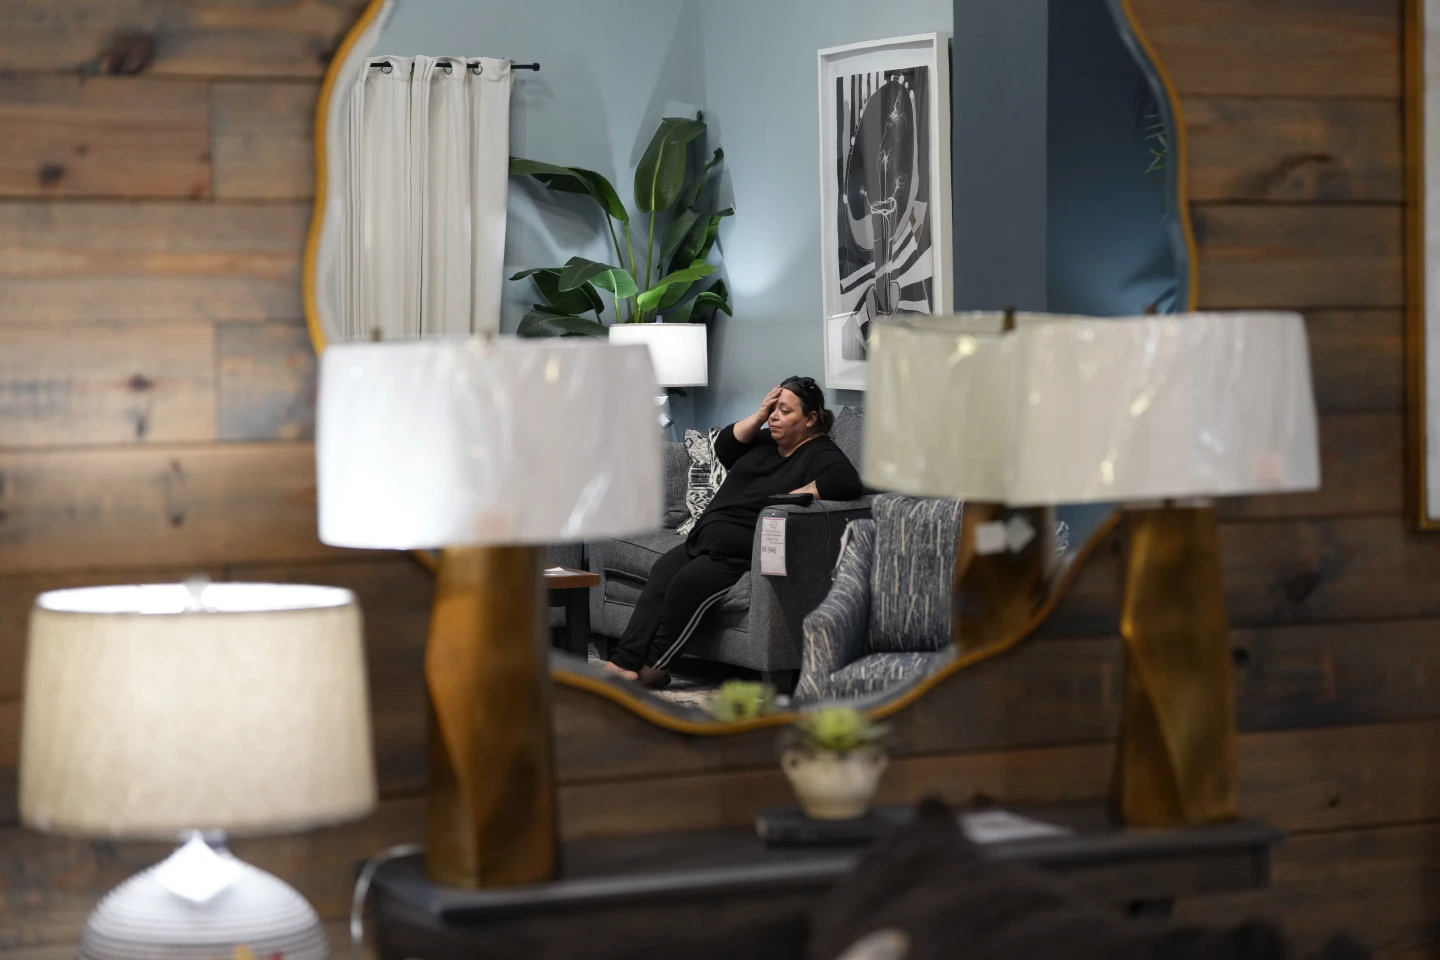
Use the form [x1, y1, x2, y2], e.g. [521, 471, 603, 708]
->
[583, 408, 871, 686]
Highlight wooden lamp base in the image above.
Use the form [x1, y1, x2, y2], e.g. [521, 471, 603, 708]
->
[1113, 506, 1239, 827]
[423, 546, 558, 888]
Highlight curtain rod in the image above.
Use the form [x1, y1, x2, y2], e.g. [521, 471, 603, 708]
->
[370, 59, 539, 75]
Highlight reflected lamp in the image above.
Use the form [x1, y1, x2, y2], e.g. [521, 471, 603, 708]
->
[607, 322, 708, 430]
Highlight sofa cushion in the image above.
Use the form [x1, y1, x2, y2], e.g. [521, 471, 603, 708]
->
[831, 406, 881, 495]
[603, 575, 644, 610]
[662, 441, 689, 528]
[593, 529, 750, 632]
[600, 571, 748, 627]
[831, 405, 864, 466]
[591, 528, 686, 583]
[869, 494, 963, 654]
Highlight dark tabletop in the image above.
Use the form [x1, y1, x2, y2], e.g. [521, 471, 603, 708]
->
[373, 804, 1284, 922]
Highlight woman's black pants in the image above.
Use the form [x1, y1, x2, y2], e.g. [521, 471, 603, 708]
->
[607, 543, 746, 672]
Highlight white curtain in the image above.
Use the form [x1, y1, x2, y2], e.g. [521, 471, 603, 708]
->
[344, 56, 513, 341]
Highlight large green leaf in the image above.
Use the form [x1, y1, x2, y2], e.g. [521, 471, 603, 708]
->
[659, 209, 701, 265]
[675, 147, 724, 213]
[634, 117, 706, 213]
[665, 281, 732, 324]
[662, 149, 725, 271]
[694, 206, 734, 262]
[510, 267, 604, 316]
[658, 278, 694, 311]
[557, 257, 638, 298]
[517, 306, 609, 338]
[673, 206, 733, 270]
[509, 158, 629, 223]
[636, 260, 715, 314]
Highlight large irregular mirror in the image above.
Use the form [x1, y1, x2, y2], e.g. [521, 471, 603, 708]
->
[306, 0, 1193, 730]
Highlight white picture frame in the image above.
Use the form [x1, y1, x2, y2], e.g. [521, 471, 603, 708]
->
[818, 32, 953, 392]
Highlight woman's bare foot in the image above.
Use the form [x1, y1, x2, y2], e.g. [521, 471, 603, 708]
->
[600, 660, 639, 681]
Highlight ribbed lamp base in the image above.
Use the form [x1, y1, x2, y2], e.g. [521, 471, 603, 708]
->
[78, 839, 328, 960]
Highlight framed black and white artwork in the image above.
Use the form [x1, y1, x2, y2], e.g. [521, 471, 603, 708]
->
[818, 33, 952, 392]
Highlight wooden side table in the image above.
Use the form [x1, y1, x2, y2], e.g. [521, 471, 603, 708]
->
[546, 566, 600, 657]
[365, 807, 1283, 960]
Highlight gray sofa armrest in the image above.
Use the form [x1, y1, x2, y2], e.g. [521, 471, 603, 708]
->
[744, 496, 875, 673]
[796, 519, 876, 702]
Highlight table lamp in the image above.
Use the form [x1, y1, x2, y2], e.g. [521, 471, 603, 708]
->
[19, 580, 375, 960]
[608, 322, 708, 430]
[315, 335, 661, 888]
[864, 311, 1320, 826]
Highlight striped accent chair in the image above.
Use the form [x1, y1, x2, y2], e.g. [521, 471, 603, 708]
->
[796, 494, 962, 702]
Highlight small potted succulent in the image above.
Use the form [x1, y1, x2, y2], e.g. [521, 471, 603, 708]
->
[781, 707, 889, 820]
[707, 680, 777, 723]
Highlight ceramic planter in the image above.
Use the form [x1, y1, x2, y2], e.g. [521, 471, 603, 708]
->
[781, 745, 888, 820]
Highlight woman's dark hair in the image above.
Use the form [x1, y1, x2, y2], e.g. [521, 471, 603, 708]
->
[780, 375, 835, 435]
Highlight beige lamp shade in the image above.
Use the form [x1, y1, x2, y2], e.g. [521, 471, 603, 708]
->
[316, 336, 663, 549]
[864, 311, 1321, 505]
[607, 322, 709, 387]
[19, 582, 376, 839]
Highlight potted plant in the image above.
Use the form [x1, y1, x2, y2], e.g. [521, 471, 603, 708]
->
[781, 707, 889, 820]
[707, 680, 777, 723]
[508, 114, 733, 338]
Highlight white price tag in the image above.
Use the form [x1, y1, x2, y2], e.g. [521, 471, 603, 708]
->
[1005, 515, 1036, 553]
[760, 515, 787, 576]
[960, 810, 1072, 845]
[974, 520, 1007, 556]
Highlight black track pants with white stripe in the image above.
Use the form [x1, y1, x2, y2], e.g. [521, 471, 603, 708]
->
[607, 543, 746, 672]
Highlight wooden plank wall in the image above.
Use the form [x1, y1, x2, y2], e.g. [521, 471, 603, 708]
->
[0, 2, 398, 956]
[1130, 1, 1438, 955]
[0, 1, 1436, 958]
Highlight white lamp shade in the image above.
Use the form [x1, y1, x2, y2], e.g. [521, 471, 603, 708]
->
[608, 322, 708, 387]
[864, 312, 1321, 505]
[316, 336, 664, 549]
[19, 583, 376, 838]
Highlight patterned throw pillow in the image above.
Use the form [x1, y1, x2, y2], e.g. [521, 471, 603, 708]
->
[676, 427, 728, 537]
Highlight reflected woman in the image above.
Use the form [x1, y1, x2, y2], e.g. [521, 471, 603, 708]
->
[604, 376, 863, 688]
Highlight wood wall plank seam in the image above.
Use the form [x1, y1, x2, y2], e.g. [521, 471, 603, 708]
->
[549, 711, 1440, 789]
[0, 197, 313, 209]
[1281, 814, 1440, 841]
[1185, 95, 1401, 102]
[1192, 200, 1404, 208]
[0, 438, 312, 456]
[1216, 511, 1403, 523]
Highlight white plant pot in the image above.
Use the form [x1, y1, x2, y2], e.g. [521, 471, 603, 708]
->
[781, 746, 888, 820]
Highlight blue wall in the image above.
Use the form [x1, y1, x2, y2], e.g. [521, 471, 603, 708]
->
[951, 0, 1049, 312]
[694, 0, 954, 427]
[1046, 0, 1177, 316]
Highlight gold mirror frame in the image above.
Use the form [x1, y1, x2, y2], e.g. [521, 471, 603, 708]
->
[1404, 0, 1440, 530]
[304, 0, 389, 356]
[303, 0, 1199, 735]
